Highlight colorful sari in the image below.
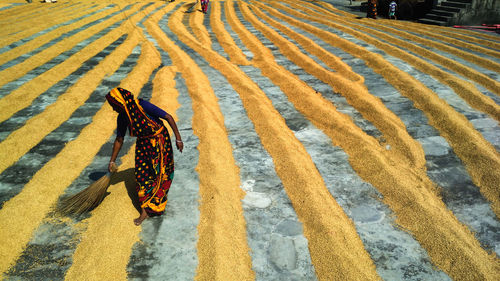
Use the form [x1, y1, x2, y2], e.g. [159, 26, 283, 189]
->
[106, 87, 174, 216]
[201, 0, 209, 13]
[367, 0, 377, 19]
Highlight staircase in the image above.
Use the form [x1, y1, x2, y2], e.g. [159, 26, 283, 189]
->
[418, 0, 472, 26]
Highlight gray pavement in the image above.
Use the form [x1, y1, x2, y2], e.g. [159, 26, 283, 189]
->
[0, 1, 499, 280]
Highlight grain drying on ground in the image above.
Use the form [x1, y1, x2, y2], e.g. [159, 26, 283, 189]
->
[0, 0, 498, 280]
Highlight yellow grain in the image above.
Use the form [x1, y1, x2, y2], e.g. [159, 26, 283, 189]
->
[0, 2, 158, 125]
[0, 4, 164, 174]
[245, 2, 425, 169]
[254, 1, 500, 124]
[383, 20, 500, 58]
[150, 66, 181, 137]
[190, 6, 212, 46]
[0, 2, 93, 43]
[250, 1, 500, 279]
[280, 0, 500, 95]
[0, 2, 66, 30]
[0, 37, 158, 281]
[0, 3, 34, 19]
[0, 31, 140, 175]
[211, 1, 250, 65]
[65, 40, 161, 281]
[0, 2, 147, 89]
[319, 1, 500, 50]
[264, 0, 500, 218]
[0, 4, 115, 66]
[177, 2, 382, 279]
[147, 6, 256, 280]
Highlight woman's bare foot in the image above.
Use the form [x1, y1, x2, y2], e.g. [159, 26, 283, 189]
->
[134, 208, 149, 226]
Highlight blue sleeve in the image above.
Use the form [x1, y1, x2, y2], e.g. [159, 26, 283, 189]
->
[117, 112, 128, 137]
[139, 99, 167, 119]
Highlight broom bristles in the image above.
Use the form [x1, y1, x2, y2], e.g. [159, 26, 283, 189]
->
[58, 163, 118, 215]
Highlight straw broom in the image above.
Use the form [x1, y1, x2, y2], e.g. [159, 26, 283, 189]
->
[58, 163, 118, 215]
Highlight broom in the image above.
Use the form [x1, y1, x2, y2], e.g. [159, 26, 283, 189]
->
[58, 163, 118, 215]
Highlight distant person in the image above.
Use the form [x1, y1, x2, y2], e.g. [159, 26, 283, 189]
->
[367, 0, 377, 19]
[389, 0, 397, 19]
[200, 0, 209, 14]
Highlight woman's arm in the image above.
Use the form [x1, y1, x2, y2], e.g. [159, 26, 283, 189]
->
[163, 112, 183, 153]
[138, 99, 183, 152]
[109, 136, 124, 172]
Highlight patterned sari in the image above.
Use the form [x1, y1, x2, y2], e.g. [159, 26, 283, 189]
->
[367, 0, 377, 19]
[201, 0, 209, 13]
[106, 87, 174, 216]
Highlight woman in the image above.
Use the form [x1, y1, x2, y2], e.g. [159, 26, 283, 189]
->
[200, 0, 209, 14]
[106, 87, 183, 226]
[367, 0, 377, 19]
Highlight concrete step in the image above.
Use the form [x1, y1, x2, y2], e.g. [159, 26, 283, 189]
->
[441, 1, 469, 8]
[448, 0, 472, 3]
[418, 18, 448, 26]
[431, 9, 456, 17]
[423, 13, 452, 22]
[435, 5, 461, 13]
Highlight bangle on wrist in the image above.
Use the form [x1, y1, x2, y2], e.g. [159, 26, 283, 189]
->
[176, 140, 183, 143]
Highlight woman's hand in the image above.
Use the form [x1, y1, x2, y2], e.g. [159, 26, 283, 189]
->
[108, 161, 118, 173]
[109, 137, 123, 172]
[176, 140, 184, 153]
[164, 113, 183, 153]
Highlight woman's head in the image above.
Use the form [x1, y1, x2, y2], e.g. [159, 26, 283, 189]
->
[108, 100, 124, 113]
[106, 87, 159, 137]
[106, 88, 129, 113]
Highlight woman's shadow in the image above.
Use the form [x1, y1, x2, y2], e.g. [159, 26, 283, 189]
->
[93, 168, 142, 214]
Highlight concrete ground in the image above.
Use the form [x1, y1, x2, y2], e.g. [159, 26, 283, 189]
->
[0, 0, 499, 280]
